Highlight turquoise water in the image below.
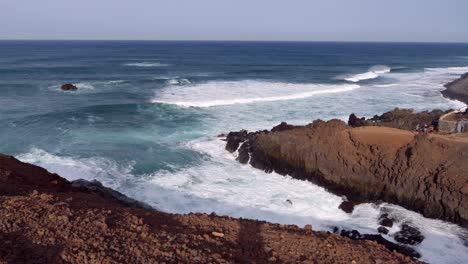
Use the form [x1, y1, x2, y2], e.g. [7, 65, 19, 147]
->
[1, 41, 468, 263]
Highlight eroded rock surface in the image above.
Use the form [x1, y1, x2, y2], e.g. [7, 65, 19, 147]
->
[226, 119, 468, 227]
[0, 154, 420, 263]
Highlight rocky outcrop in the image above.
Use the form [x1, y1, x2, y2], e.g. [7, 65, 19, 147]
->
[226, 120, 468, 227]
[60, 83, 78, 91]
[0, 154, 420, 263]
[348, 108, 447, 131]
[442, 72, 468, 104]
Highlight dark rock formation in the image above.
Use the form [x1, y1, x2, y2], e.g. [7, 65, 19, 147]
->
[379, 214, 394, 228]
[442, 72, 468, 104]
[335, 228, 420, 258]
[71, 179, 151, 209]
[348, 108, 447, 131]
[0, 154, 420, 263]
[393, 224, 425, 245]
[225, 119, 468, 227]
[378, 227, 389, 235]
[348, 114, 366, 128]
[60, 83, 78, 91]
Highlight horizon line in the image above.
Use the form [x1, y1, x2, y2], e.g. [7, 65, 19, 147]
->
[1, 39, 468, 44]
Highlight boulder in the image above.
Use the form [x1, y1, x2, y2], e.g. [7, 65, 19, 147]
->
[393, 224, 425, 245]
[61, 83, 78, 91]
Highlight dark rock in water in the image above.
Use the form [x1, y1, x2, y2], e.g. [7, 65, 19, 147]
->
[271, 122, 296, 132]
[338, 229, 421, 258]
[340, 229, 362, 240]
[393, 223, 425, 245]
[61, 83, 78, 91]
[71, 179, 151, 209]
[378, 226, 389, 235]
[348, 114, 367, 128]
[225, 130, 249, 153]
[379, 214, 394, 228]
[338, 200, 355, 213]
[237, 141, 250, 164]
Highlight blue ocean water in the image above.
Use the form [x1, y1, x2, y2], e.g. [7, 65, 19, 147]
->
[1, 41, 468, 263]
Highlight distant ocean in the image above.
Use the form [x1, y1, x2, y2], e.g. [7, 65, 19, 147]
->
[1, 41, 468, 263]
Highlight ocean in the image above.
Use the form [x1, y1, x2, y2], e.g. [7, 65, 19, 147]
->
[1, 41, 468, 263]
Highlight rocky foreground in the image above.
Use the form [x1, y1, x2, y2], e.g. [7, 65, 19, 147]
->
[225, 109, 468, 227]
[0, 154, 420, 263]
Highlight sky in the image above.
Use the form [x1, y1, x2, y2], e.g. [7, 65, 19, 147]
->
[1, 0, 467, 42]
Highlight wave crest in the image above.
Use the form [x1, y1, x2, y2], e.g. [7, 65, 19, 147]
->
[124, 62, 169, 67]
[152, 80, 360, 107]
[344, 65, 391, 82]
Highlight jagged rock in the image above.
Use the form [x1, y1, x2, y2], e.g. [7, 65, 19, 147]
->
[348, 114, 366, 128]
[393, 224, 425, 245]
[339, 200, 355, 213]
[378, 214, 394, 228]
[378, 227, 389, 235]
[61, 83, 78, 91]
[225, 130, 249, 153]
[348, 108, 447, 131]
[271, 122, 296, 132]
[225, 118, 468, 227]
[442, 72, 468, 104]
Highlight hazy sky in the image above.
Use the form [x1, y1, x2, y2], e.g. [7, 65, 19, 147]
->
[1, 0, 467, 42]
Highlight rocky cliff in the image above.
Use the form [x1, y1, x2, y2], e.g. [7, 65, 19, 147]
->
[226, 119, 468, 227]
[0, 154, 419, 263]
[442, 72, 468, 104]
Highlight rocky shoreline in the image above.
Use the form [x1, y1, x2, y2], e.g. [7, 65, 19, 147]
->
[441, 72, 468, 104]
[0, 154, 420, 263]
[225, 113, 468, 227]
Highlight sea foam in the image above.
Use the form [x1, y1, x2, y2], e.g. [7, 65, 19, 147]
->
[152, 80, 360, 107]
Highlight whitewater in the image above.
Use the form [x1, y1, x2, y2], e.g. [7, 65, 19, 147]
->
[2, 41, 468, 264]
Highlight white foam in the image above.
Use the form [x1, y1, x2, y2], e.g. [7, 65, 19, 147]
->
[152, 80, 360, 107]
[344, 65, 392, 82]
[167, 78, 191, 85]
[124, 62, 169, 67]
[106, 80, 126, 84]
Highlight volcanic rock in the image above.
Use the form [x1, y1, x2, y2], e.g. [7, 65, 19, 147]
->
[442, 72, 468, 104]
[0, 154, 421, 263]
[393, 224, 425, 245]
[60, 83, 78, 91]
[225, 119, 468, 227]
[348, 108, 447, 131]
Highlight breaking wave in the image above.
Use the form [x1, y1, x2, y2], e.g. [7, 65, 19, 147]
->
[343, 65, 392, 82]
[124, 62, 170, 67]
[152, 80, 360, 107]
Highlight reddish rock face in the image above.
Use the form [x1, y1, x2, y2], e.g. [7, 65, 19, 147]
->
[60, 83, 78, 91]
[0, 154, 420, 263]
[226, 119, 468, 227]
